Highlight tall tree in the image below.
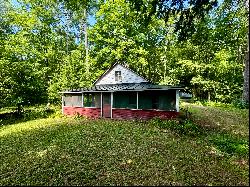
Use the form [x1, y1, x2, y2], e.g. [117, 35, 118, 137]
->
[128, 0, 218, 40]
[243, 0, 249, 103]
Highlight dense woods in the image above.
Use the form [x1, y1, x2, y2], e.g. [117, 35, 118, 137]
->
[0, 0, 248, 108]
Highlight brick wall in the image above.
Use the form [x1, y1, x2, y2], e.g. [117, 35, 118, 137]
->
[63, 107, 178, 120]
[112, 109, 178, 120]
[63, 107, 101, 118]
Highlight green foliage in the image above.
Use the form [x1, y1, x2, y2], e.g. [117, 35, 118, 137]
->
[193, 100, 249, 110]
[48, 47, 94, 102]
[232, 99, 249, 109]
[194, 100, 234, 108]
[0, 104, 61, 126]
[209, 134, 249, 156]
[0, 0, 248, 107]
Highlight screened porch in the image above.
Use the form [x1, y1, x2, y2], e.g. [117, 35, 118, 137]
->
[62, 90, 178, 112]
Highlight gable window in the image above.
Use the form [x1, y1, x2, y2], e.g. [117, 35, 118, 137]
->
[115, 71, 122, 81]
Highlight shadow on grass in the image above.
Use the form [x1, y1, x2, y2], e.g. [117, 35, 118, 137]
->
[149, 115, 249, 157]
[0, 109, 55, 127]
[0, 111, 249, 186]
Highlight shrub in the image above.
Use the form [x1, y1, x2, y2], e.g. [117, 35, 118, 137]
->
[232, 99, 249, 109]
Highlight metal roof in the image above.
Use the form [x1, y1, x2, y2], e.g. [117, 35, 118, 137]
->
[60, 83, 183, 93]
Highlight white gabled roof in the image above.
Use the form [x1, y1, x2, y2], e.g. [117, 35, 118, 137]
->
[94, 63, 150, 85]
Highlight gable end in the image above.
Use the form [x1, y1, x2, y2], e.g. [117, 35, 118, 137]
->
[94, 63, 150, 85]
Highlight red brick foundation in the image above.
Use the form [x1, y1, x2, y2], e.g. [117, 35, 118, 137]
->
[112, 109, 178, 120]
[63, 107, 178, 120]
[63, 107, 101, 118]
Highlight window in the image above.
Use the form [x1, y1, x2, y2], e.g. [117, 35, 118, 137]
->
[115, 71, 122, 81]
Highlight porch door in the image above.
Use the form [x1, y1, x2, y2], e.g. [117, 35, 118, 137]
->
[102, 93, 111, 118]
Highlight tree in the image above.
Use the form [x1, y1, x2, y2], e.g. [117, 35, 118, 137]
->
[243, 0, 249, 103]
[128, 0, 218, 40]
[0, 0, 72, 107]
[0, 0, 247, 107]
[127, 0, 248, 103]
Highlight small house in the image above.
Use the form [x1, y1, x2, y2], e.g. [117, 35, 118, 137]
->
[61, 63, 183, 120]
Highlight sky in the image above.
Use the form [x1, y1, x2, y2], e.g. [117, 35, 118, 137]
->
[88, 15, 96, 26]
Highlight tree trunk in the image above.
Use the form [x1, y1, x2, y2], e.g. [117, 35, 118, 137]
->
[243, 1, 249, 103]
[243, 46, 249, 103]
[83, 8, 89, 76]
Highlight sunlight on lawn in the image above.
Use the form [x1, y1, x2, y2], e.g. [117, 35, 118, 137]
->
[0, 118, 67, 137]
[0, 116, 248, 186]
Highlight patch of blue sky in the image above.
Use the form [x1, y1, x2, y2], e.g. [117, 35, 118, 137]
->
[11, 0, 21, 8]
[88, 15, 96, 26]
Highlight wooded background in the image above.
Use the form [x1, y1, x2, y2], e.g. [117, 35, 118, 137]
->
[0, 0, 248, 107]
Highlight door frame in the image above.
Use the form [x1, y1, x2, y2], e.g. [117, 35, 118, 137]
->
[101, 92, 113, 118]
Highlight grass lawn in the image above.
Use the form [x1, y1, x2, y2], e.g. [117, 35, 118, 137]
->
[0, 105, 249, 185]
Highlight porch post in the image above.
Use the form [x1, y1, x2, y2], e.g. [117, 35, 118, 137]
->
[136, 91, 138, 109]
[81, 93, 84, 107]
[176, 90, 179, 112]
[111, 92, 113, 118]
[101, 92, 103, 117]
[62, 95, 64, 114]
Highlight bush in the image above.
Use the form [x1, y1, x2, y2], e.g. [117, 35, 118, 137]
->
[23, 107, 55, 120]
[232, 99, 249, 109]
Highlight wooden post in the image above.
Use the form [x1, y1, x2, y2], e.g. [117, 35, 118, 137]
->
[136, 92, 139, 109]
[100, 92, 103, 117]
[176, 90, 179, 112]
[111, 92, 113, 119]
[82, 93, 84, 107]
[62, 95, 64, 114]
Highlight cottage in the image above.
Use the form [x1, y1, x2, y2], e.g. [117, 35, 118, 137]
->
[61, 63, 183, 120]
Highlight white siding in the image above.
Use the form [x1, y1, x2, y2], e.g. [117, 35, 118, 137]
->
[95, 64, 148, 85]
[176, 90, 179, 112]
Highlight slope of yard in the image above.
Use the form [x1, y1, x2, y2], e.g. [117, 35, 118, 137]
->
[181, 102, 249, 138]
[0, 107, 249, 186]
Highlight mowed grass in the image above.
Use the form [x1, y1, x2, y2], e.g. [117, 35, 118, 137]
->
[182, 102, 249, 138]
[0, 109, 249, 185]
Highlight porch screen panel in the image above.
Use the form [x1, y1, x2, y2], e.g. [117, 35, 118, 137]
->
[83, 94, 94, 107]
[64, 94, 82, 107]
[138, 92, 152, 109]
[158, 91, 176, 110]
[83, 93, 101, 107]
[113, 92, 136, 109]
[138, 91, 176, 110]
[94, 93, 101, 108]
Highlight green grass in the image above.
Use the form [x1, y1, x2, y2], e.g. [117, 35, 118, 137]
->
[0, 107, 16, 114]
[181, 102, 249, 138]
[0, 109, 249, 186]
